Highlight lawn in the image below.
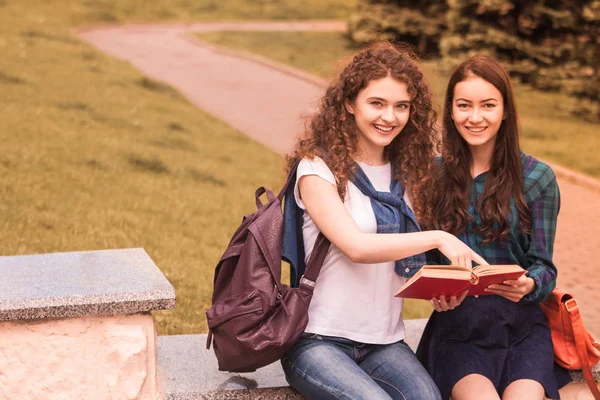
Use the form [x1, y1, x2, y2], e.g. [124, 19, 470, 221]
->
[68, 0, 358, 24]
[1, 1, 367, 335]
[197, 30, 600, 178]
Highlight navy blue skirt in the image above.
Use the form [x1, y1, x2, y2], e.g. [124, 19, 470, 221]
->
[416, 296, 571, 399]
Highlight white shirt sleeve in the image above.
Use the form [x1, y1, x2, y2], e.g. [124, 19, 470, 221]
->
[294, 157, 337, 210]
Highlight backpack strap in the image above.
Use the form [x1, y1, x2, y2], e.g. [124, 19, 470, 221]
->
[565, 298, 600, 400]
[281, 158, 331, 290]
[298, 233, 330, 290]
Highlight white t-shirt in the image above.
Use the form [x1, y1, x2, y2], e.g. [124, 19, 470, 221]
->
[294, 157, 408, 344]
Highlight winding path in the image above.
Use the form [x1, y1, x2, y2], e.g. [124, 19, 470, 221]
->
[77, 21, 600, 336]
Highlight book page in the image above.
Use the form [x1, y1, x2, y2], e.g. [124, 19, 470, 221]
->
[472, 264, 524, 276]
[421, 265, 471, 279]
[422, 265, 471, 272]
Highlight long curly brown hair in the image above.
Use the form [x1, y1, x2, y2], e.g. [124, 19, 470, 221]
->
[425, 55, 531, 243]
[286, 41, 438, 222]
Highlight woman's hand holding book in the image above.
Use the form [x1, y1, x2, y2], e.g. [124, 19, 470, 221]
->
[484, 274, 535, 302]
[431, 291, 469, 312]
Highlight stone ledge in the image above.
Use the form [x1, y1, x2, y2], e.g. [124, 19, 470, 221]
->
[568, 365, 600, 385]
[158, 334, 301, 400]
[0, 248, 175, 321]
[158, 319, 600, 399]
[158, 319, 426, 399]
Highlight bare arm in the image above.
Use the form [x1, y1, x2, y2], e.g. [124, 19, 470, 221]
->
[299, 175, 487, 267]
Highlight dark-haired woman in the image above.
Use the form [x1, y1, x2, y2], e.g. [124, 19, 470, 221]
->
[417, 55, 570, 400]
[280, 41, 489, 400]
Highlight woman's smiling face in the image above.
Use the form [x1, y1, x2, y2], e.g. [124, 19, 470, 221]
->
[451, 75, 504, 153]
[346, 75, 411, 163]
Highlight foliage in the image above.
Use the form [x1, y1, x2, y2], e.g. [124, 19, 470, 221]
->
[442, 0, 600, 122]
[349, 0, 600, 122]
[348, 0, 447, 56]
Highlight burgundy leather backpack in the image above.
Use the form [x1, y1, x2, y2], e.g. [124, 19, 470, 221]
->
[206, 164, 330, 372]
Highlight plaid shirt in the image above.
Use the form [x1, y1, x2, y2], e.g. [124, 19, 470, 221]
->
[456, 152, 560, 302]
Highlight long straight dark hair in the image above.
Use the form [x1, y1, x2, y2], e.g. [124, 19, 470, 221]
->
[428, 55, 531, 243]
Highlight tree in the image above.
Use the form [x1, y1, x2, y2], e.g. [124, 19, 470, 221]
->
[349, 0, 447, 56]
[349, 0, 600, 122]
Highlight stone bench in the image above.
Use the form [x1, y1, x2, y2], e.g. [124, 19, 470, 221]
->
[0, 248, 176, 399]
[157, 319, 600, 400]
[2, 248, 597, 399]
[156, 319, 427, 399]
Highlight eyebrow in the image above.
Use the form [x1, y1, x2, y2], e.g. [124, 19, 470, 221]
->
[367, 97, 411, 103]
[455, 98, 499, 103]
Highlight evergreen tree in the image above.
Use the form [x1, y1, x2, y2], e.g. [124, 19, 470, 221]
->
[349, 0, 600, 121]
[349, 0, 447, 56]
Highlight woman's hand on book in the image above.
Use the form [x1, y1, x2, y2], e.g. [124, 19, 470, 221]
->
[435, 231, 488, 268]
[484, 274, 535, 302]
[431, 291, 468, 312]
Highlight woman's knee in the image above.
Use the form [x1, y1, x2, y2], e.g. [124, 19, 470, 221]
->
[282, 357, 346, 400]
[401, 375, 441, 400]
[452, 374, 499, 400]
[362, 342, 441, 400]
[374, 375, 441, 400]
[502, 379, 545, 400]
[415, 377, 443, 400]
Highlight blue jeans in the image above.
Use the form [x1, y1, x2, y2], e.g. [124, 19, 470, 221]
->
[282, 333, 442, 400]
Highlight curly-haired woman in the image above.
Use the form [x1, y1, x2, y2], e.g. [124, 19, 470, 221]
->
[416, 55, 571, 400]
[280, 41, 486, 400]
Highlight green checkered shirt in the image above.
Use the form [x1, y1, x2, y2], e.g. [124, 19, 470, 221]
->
[456, 152, 559, 302]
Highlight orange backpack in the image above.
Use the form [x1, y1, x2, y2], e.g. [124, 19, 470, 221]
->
[541, 287, 600, 399]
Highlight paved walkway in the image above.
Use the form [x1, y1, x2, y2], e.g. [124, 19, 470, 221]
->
[77, 22, 600, 336]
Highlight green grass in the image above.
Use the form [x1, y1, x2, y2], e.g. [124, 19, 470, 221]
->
[66, 0, 357, 24]
[197, 31, 358, 80]
[1, 1, 305, 335]
[197, 30, 600, 178]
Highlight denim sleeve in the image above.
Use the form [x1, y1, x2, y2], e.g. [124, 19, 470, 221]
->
[522, 178, 560, 302]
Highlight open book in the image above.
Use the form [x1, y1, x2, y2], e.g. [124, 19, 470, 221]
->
[395, 264, 526, 300]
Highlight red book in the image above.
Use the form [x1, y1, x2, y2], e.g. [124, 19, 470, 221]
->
[395, 264, 526, 300]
